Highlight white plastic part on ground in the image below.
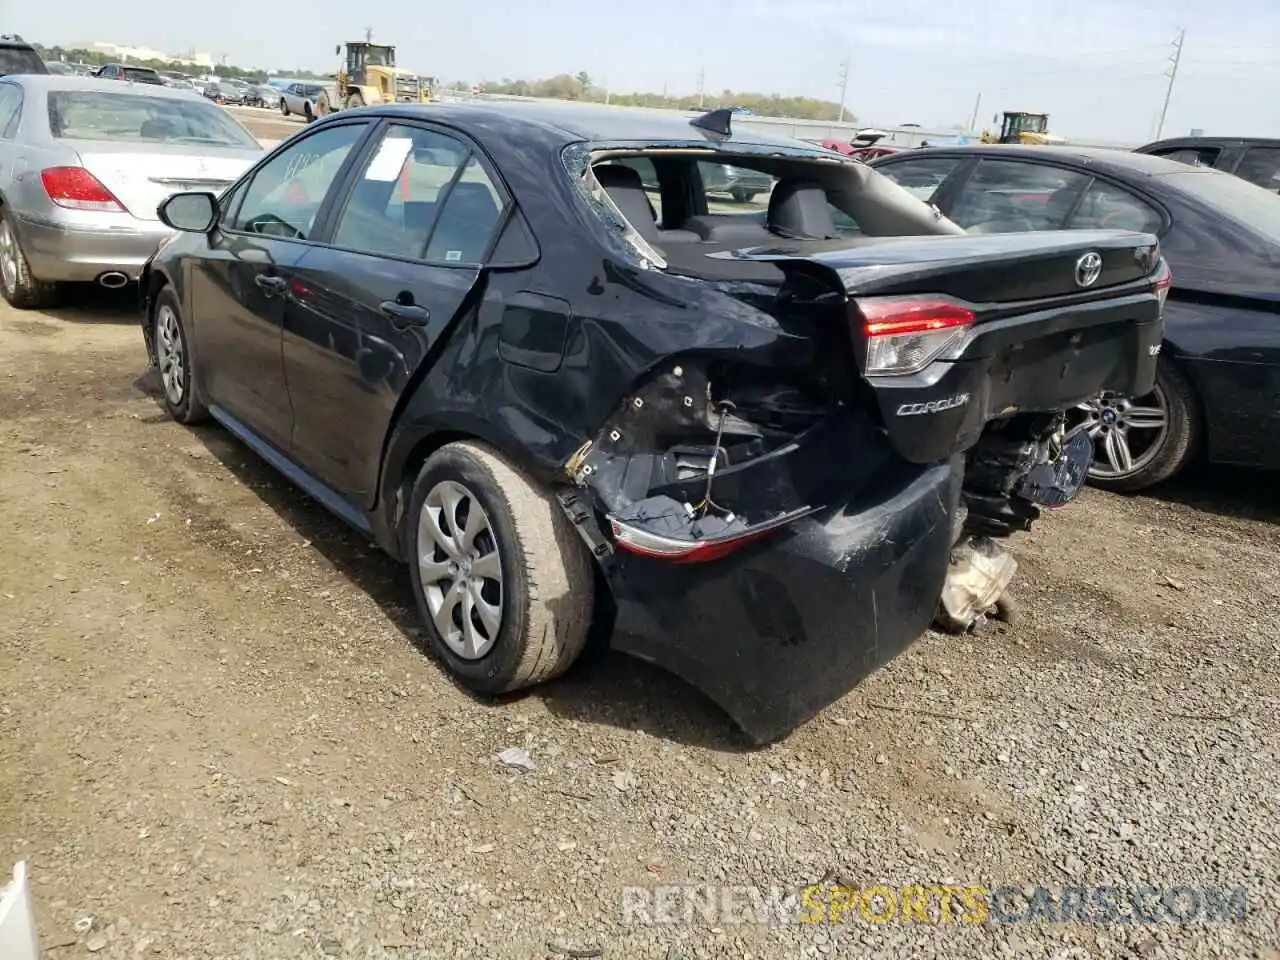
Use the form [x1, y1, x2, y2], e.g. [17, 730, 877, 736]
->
[935, 535, 1019, 633]
[0, 861, 40, 960]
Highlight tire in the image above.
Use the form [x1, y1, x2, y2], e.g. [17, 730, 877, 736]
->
[406, 440, 594, 696]
[730, 188, 751, 203]
[1084, 358, 1200, 493]
[153, 287, 209, 425]
[305, 102, 315, 122]
[281, 101, 290, 117]
[0, 205, 56, 310]
[346, 91, 365, 109]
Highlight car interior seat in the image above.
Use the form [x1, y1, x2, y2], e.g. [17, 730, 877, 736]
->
[767, 179, 840, 239]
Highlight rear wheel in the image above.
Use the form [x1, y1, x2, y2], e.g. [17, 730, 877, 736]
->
[1076, 359, 1199, 492]
[406, 441, 594, 696]
[346, 91, 365, 109]
[281, 101, 290, 116]
[153, 287, 209, 425]
[731, 187, 755, 203]
[0, 206, 56, 310]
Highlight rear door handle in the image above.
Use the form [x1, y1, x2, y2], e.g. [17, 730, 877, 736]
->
[255, 274, 287, 296]
[378, 300, 431, 326]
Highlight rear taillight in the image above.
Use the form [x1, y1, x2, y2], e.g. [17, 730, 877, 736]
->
[857, 296, 976, 376]
[40, 167, 125, 213]
[609, 515, 781, 564]
[1153, 260, 1173, 312]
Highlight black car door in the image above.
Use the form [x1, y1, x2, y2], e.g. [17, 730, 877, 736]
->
[186, 120, 372, 450]
[281, 120, 510, 500]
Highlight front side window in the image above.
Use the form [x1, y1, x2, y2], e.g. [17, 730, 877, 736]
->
[228, 123, 367, 240]
[47, 90, 260, 148]
[875, 156, 963, 201]
[949, 160, 1089, 232]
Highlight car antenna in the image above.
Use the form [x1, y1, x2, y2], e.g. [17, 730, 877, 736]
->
[689, 108, 733, 138]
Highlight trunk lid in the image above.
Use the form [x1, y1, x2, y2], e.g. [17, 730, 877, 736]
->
[727, 229, 1166, 465]
[730, 229, 1160, 302]
[68, 142, 262, 221]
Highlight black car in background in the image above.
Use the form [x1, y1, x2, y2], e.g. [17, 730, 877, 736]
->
[243, 84, 281, 109]
[0, 35, 47, 76]
[137, 103, 1164, 742]
[203, 80, 246, 104]
[94, 63, 164, 85]
[871, 144, 1280, 491]
[1136, 136, 1280, 193]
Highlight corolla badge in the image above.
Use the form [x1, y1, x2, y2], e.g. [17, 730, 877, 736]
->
[1075, 251, 1103, 288]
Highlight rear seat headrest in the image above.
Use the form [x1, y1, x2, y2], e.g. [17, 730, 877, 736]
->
[593, 164, 659, 238]
[768, 179, 839, 240]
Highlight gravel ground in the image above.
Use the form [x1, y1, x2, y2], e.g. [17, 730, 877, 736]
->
[1, 145, 1279, 958]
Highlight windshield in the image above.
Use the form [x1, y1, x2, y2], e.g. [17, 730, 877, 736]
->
[365, 46, 394, 66]
[1162, 169, 1280, 242]
[0, 47, 45, 75]
[48, 90, 261, 148]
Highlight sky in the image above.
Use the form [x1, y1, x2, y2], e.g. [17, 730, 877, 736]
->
[15, 0, 1280, 141]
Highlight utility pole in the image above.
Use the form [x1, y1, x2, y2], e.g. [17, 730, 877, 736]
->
[968, 91, 982, 133]
[1156, 28, 1184, 140]
[697, 67, 705, 108]
[365, 26, 373, 43]
[836, 58, 850, 124]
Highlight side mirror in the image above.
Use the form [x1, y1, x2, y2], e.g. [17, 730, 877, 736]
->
[158, 191, 218, 233]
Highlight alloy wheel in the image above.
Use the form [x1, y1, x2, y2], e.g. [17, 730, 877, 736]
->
[1076, 387, 1169, 479]
[0, 219, 17, 294]
[417, 480, 504, 660]
[155, 305, 186, 405]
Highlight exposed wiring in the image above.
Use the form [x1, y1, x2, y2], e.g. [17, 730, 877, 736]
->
[694, 400, 735, 518]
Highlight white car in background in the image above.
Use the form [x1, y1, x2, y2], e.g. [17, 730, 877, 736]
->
[279, 82, 326, 122]
[0, 74, 264, 308]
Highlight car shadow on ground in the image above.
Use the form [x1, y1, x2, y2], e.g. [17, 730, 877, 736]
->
[1143, 464, 1280, 525]
[43, 284, 139, 324]
[133, 371, 749, 752]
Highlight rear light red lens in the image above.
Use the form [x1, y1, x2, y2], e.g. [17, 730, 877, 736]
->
[857, 296, 976, 376]
[609, 517, 779, 564]
[40, 167, 125, 213]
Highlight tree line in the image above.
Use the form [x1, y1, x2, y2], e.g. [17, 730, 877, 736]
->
[32, 44, 330, 85]
[462, 72, 853, 122]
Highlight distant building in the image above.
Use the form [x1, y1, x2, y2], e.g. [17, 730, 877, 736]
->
[71, 41, 213, 67]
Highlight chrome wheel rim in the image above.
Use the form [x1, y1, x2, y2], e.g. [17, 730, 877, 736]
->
[0, 219, 18, 294]
[417, 480, 504, 660]
[1076, 386, 1169, 479]
[155, 305, 185, 405]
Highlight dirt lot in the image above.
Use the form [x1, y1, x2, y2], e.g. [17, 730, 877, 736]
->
[1, 108, 1279, 959]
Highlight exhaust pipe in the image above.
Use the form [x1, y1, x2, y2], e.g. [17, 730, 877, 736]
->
[98, 271, 129, 289]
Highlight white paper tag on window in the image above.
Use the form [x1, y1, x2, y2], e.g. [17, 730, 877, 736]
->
[445, 250, 462, 261]
[364, 136, 414, 182]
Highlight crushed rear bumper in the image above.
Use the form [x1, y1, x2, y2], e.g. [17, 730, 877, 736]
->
[606, 458, 960, 743]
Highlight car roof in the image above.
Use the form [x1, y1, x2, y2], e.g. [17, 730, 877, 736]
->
[877, 143, 1207, 178]
[4, 73, 204, 100]
[1138, 135, 1280, 150]
[369, 100, 831, 152]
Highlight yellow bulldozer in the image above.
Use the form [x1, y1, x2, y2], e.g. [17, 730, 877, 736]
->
[315, 38, 435, 115]
[980, 112, 1065, 145]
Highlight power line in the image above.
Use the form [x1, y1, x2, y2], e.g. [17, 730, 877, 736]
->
[1156, 28, 1185, 140]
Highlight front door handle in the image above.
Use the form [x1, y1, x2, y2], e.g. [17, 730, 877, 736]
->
[255, 274, 287, 296]
[379, 300, 431, 326]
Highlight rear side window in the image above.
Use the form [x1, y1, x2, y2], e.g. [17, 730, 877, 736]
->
[1233, 147, 1280, 191]
[875, 156, 962, 201]
[1067, 180, 1162, 234]
[124, 67, 162, 84]
[47, 90, 259, 148]
[949, 160, 1089, 232]
[0, 84, 21, 139]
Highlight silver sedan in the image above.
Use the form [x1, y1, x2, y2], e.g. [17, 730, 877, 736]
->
[0, 74, 264, 309]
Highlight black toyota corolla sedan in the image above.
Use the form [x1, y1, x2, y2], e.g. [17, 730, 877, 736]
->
[870, 144, 1280, 492]
[138, 103, 1165, 741]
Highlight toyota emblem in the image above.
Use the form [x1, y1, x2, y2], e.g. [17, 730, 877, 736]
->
[1075, 251, 1103, 288]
